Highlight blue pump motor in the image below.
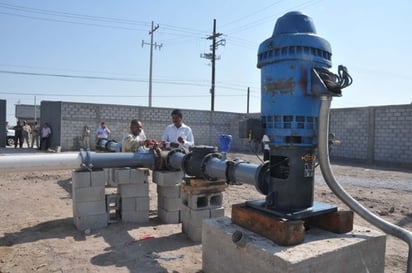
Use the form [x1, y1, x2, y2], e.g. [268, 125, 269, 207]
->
[253, 11, 350, 217]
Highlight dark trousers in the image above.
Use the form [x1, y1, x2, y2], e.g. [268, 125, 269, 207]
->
[263, 149, 270, 162]
[14, 134, 23, 148]
[40, 137, 50, 150]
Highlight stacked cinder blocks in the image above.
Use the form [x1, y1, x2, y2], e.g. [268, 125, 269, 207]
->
[72, 170, 108, 231]
[152, 170, 183, 224]
[181, 184, 225, 243]
[115, 168, 150, 223]
[104, 168, 117, 187]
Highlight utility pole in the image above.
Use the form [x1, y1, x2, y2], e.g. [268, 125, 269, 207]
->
[201, 19, 225, 111]
[34, 96, 37, 122]
[247, 87, 250, 114]
[142, 21, 162, 108]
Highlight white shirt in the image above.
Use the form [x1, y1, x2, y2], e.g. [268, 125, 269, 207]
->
[96, 127, 110, 139]
[41, 127, 51, 138]
[262, 134, 270, 150]
[162, 123, 194, 149]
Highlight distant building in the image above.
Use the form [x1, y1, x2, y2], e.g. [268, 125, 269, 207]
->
[15, 104, 41, 125]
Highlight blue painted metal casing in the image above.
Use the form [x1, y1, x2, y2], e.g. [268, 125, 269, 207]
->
[257, 11, 332, 146]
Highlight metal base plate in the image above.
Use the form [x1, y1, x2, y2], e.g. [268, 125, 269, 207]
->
[245, 200, 337, 220]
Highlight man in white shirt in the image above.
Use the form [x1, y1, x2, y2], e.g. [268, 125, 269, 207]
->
[95, 122, 110, 149]
[262, 134, 270, 161]
[122, 119, 147, 152]
[96, 122, 110, 140]
[161, 109, 194, 149]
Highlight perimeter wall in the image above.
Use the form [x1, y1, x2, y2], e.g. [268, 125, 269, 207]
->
[41, 101, 412, 168]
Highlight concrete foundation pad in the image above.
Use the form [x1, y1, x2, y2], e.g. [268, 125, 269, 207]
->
[202, 216, 386, 273]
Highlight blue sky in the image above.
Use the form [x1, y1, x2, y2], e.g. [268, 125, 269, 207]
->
[1, 0, 411, 124]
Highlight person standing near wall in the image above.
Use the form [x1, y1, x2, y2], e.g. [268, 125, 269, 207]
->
[122, 119, 147, 152]
[262, 134, 270, 161]
[22, 121, 31, 148]
[4, 121, 8, 147]
[95, 122, 110, 149]
[13, 121, 23, 148]
[40, 122, 51, 151]
[161, 109, 194, 149]
[82, 125, 90, 150]
[31, 122, 40, 148]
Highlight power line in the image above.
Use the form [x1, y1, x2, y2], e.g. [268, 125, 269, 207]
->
[0, 70, 144, 82]
[0, 91, 250, 98]
[0, 11, 147, 31]
[223, 0, 325, 34]
[219, 0, 286, 29]
[0, 2, 148, 26]
[0, 69, 259, 93]
[0, 1, 259, 50]
[0, 2, 209, 38]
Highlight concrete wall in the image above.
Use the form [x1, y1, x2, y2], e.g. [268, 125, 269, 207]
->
[330, 104, 412, 168]
[41, 101, 412, 168]
[41, 101, 253, 152]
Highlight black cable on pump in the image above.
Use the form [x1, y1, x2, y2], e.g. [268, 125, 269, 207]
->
[316, 65, 353, 95]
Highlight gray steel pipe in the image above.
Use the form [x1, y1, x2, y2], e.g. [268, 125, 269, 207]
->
[231, 161, 260, 185]
[0, 153, 82, 172]
[164, 149, 186, 171]
[203, 155, 227, 180]
[80, 150, 155, 169]
[318, 96, 412, 273]
[166, 148, 262, 185]
[0, 151, 156, 173]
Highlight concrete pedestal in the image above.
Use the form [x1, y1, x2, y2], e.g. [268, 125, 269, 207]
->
[202, 217, 386, 273]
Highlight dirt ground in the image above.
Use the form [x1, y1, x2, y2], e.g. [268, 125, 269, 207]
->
[0, 149, 411, 273]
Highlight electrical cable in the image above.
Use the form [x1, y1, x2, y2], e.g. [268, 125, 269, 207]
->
[315, 65, 353, 95]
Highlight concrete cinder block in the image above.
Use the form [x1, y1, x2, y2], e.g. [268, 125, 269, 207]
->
[121, 210, 149, 223]
[182, 192, 223, 210]
[158, 196, 181, 211]
[72, 187, 105, 202]
[73, 213, 108, 231]
[185, 225, 202, 243]
[118, 183, 148, 198]
[121, 197, 136, 212]
[113, 168, 131, 184]
[181, 205, 210, 225]
[105, 168, 117, 187]
[152, 170, 183, 186]
[72, 170, 91, 189]
[73, 200, 106, 216]
[210, 206, 225, 218]
[121, 197, 150, 212]
[72, 169, 107, 188]
[157, 184, 181, 199]
[114, 168, 150, 185]
[135, 196, 150, 211]
[90, 170, 106, 187]
[130, 168, 150, 184]
[158, 207, 181, 224]
[181, 205, 211, 243]
[202, 217, 386, 273]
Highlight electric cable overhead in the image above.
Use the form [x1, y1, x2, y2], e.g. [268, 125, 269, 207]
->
[0, 69, 259, 93]
[0, 2, 148, 26]
[0, 91, 250, 98]
[222, 0, 325, 34]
